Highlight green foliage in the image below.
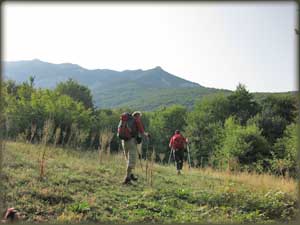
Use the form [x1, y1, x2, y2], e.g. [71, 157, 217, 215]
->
[217, 117, 270, 171]
[185, 95, 228, 165]
[94, 85, 231, 110]
[149, 105, 187, 156]
[193, 94, 230, 124]
[69, 201, 91, 213]
[55, 78, 94, 109]
[4, 79, 19, 96]
[4, 80, 93, 148]
[270, 123, 298, 176]
[185, 111, 224, 165]
[251, 94, 298, 144]
[2, 77, 298, 177]
[250, 113, 288, 144]
[260, 94, 297, 124]
[227, 84, 260, 125]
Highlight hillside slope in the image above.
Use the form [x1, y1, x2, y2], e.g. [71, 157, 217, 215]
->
[3, 60, 229, 110]
[2, 142, 298, 223]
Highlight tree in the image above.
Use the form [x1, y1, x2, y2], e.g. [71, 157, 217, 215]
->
[249, 95, 297, 144]
[260, 95, 297, 124]
[185, 96, 227, 165]
[270, 123, 298, 177]
[193, 94, 230, 125]
[227, 84, 260, 125]
[29, 75, 35, 87]
[149, 105, 187, 157]
[4, 79, 19, 96]
[185, 111, 224, 166]
[55, 78, 94, 109]
[216, 116, 270, 172]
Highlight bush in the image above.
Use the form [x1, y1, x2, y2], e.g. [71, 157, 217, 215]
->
[269, 123, 298, 177]
[216, 117, 270, 172]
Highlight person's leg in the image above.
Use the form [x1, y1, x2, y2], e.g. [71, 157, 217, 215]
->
[126, 138, 137, 180]
[178, 150, 184, 170]
[122, 140, 128, 160]
[122, 139, 133, 184]
[174, 150, 181, 174]
[129, 138, 138, 180]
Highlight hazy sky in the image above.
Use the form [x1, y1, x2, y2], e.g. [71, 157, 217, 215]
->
[2, 2, 298, 92]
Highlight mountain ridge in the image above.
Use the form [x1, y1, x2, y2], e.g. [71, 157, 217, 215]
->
[7, 59, 283, 110]
[4, 59, 201, 88]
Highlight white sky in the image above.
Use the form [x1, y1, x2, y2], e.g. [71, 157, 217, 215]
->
[2, 2, 298, 92]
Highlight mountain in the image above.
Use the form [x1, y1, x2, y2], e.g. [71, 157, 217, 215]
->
[3, 59, 230, 110]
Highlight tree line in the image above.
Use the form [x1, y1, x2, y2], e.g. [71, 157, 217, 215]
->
[1, 77, 299, 177]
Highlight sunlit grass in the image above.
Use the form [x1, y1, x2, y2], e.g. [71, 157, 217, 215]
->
[2, 141, 298, 223]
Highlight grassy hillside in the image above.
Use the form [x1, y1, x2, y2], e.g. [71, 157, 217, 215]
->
[1, 141, 298, 223]
[94, 86, 231, 110]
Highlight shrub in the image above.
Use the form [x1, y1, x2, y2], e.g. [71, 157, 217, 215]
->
[216, 117, 270, 172]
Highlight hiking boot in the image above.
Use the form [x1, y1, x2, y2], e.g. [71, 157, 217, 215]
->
[130, 174, 138, 181]
[122, 177, 132, 185]
[177, 170, 181, 175]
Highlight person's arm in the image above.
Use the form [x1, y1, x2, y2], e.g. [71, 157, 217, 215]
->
[135, 117, 145, 134]
[181, 135, 187, 144]
[184, 137, 188, 144]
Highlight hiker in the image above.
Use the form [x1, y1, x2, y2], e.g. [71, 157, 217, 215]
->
[169, 130, 188, 175]
[1, 208, 20, 223]
[118, 111, 149, 185]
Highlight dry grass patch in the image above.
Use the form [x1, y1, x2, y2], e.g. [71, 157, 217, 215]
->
[197, 167, 297, 195]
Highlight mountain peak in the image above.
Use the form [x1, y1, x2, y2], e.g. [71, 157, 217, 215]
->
[153, 66, 163, 70]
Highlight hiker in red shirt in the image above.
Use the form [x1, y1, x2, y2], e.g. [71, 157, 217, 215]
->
[169, 130, 188, 175]
[120, 111, 149, 185]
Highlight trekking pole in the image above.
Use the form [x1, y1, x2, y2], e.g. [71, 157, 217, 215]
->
[187, 144, 191, 169]
[168, 148, 173, 164]
[172, 148, 177, 166]
[145, 136, 150, 182]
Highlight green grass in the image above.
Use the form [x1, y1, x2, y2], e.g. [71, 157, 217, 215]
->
[1, 141, 298, 223]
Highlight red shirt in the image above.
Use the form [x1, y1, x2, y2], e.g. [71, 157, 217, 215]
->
[134, 116, 145, 134]
[169, 133, 187, 150]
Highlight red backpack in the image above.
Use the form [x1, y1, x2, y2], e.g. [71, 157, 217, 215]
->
[117, 112, 137, 141]
[172, 134, 185, 150]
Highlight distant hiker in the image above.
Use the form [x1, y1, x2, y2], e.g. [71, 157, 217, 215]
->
[169, 130, 188, 175]
[117, 111, 149, 185]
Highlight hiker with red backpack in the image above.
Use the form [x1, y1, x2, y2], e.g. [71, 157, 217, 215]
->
[117, 111, 149, 185]
[169, 130, 188, 175]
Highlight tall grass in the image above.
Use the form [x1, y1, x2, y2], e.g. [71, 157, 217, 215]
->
[149, 147, 156, 186]
[3, 141, 298, 223]
[197, 166, 297, 195]
[98, 128, 114, 162]
[39, 118, 54, 179]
